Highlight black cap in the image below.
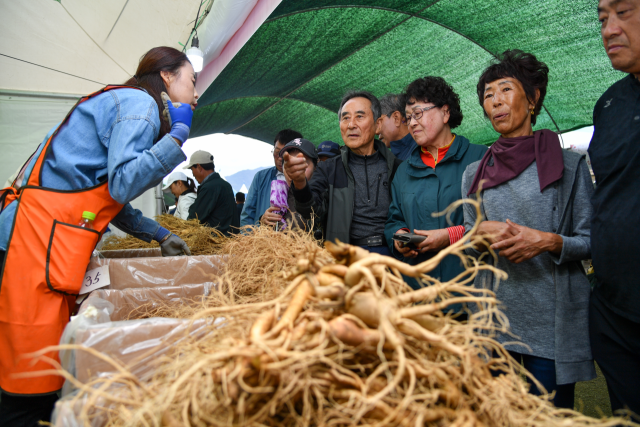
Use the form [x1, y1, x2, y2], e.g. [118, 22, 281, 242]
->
[279, 138, 318, 160]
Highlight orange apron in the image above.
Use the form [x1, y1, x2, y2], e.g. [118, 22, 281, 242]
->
[0, 85, 140, 395]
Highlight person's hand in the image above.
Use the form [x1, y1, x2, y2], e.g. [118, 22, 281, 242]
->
[490, 219, 562, 264]
[477, 221, 518, 245]
[283, 152, 308, 190]
[160, 234, 191, 256]
[414, 228, 450, 253]
[161, 92, 193, 145]
[261, 206, 283, 226]
[393, 229, 418, 258]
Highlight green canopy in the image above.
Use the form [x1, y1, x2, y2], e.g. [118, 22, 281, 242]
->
[191, 0, 623, 146]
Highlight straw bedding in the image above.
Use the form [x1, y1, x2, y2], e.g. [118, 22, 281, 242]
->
[100, 215, 226, 256]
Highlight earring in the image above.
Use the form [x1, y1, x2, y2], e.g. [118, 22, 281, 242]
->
[530, 109, 534, 115]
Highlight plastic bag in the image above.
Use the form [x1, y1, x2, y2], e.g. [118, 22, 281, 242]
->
[86, 254, 226, 290]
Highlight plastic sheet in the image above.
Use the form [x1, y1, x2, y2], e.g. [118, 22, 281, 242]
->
[54, 312, 212, 426]
[55, 281, 219, 425]
[86, 254, 226, 290]
[87, 282, 214, 321]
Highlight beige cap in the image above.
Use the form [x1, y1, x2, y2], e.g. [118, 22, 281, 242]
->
[183, 150, 214, 169]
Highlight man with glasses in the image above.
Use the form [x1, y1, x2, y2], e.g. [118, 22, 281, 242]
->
[377, 93, 416, 161]
[284, 90, 401, 254]
[241, 129, 303, 227]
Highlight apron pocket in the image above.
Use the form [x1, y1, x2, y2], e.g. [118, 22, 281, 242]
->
[46, 220, 100, 295]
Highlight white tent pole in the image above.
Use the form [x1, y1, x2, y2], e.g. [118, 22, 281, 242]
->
[155, 184, 165, 217]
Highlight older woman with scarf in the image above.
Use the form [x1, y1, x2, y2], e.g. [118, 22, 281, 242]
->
[461, 50, 595, 408]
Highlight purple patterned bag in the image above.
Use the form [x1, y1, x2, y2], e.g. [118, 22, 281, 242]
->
[270, 180, 290, 229]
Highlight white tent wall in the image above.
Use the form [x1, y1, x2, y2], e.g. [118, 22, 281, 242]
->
[0, 91, 80, 185]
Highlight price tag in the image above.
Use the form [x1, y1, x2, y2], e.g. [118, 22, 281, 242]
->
[79, 265, 111, 295]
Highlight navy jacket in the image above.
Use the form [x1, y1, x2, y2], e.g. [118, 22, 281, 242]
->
[589, 74, 640, 322]
[390, 132, 417, 161]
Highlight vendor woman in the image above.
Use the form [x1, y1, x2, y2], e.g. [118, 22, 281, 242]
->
[0, 46, 196, 424]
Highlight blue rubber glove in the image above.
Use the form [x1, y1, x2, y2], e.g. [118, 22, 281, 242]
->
[161, 92, 193, 145]
[154, 226, 171, 242]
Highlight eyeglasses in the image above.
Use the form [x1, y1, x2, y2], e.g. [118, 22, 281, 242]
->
[405, 105, 437, 123]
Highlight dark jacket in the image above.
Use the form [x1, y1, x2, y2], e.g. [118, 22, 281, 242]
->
[589, 74, 640, 322]
[385, 135, 487, 285]
[232, 203, 244, 234]
[390, 132, 417, 161]
[188, 172, 237, 235]
[292, 139, 401, 244]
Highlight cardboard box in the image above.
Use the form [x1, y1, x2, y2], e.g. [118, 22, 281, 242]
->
[96, 247, 162, 259]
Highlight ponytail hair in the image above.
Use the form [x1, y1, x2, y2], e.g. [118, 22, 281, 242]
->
[185, 177, 197, 192]
[124, 47, 190, 140]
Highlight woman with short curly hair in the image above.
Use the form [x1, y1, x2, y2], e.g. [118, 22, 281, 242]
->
[461, 50, 595, 407]
[385, 76, 487, 304]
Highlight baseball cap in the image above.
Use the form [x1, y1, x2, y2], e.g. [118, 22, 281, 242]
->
[162, 171, 188, 191]
[183, 150, 214, 169]
[317, 140, 341, 158]
[279, 138, 318, 160]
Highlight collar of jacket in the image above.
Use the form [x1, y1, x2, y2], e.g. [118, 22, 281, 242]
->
[405, 134, 471, 178]
[390, 131, 415, 154]
[341, 139, 395, 181]
[200, 172, 220, 186]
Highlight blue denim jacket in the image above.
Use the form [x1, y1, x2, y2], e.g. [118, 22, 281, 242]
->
[240, 166, 277, 227]
[0, 88, 186, 250]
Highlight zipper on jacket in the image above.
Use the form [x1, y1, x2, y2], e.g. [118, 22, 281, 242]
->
[375, 174, 382, 206]
[364, 155, 370, 202]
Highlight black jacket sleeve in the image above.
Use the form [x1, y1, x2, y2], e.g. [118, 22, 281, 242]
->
[292, 162, 331, 221]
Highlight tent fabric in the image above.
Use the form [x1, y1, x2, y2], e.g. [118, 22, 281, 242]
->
[196, 0, 283, 95]
[191, 0, 624, 147]
[0, 0, 204, 96]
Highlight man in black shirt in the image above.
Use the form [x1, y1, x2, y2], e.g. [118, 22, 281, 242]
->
[283, 91, 400, 254]
[588, 0, 640, 415]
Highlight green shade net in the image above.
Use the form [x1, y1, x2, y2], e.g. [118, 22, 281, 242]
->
[192, 0, 623, 147]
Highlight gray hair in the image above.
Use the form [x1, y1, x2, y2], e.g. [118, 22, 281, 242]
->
[338, 90, 381, 122]
[379, 93, 405, 117]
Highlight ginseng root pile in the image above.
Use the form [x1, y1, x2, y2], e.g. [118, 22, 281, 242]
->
[49, 200, 635, 426]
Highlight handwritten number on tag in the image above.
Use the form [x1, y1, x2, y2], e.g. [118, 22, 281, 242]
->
[84, 271, 101, 287]
[80, 265, 110, 295]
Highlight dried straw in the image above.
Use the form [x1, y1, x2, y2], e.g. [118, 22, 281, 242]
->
[41, 199, 637, 427]
[125, 225, 332, 319]
[100, 214, 226, 255]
